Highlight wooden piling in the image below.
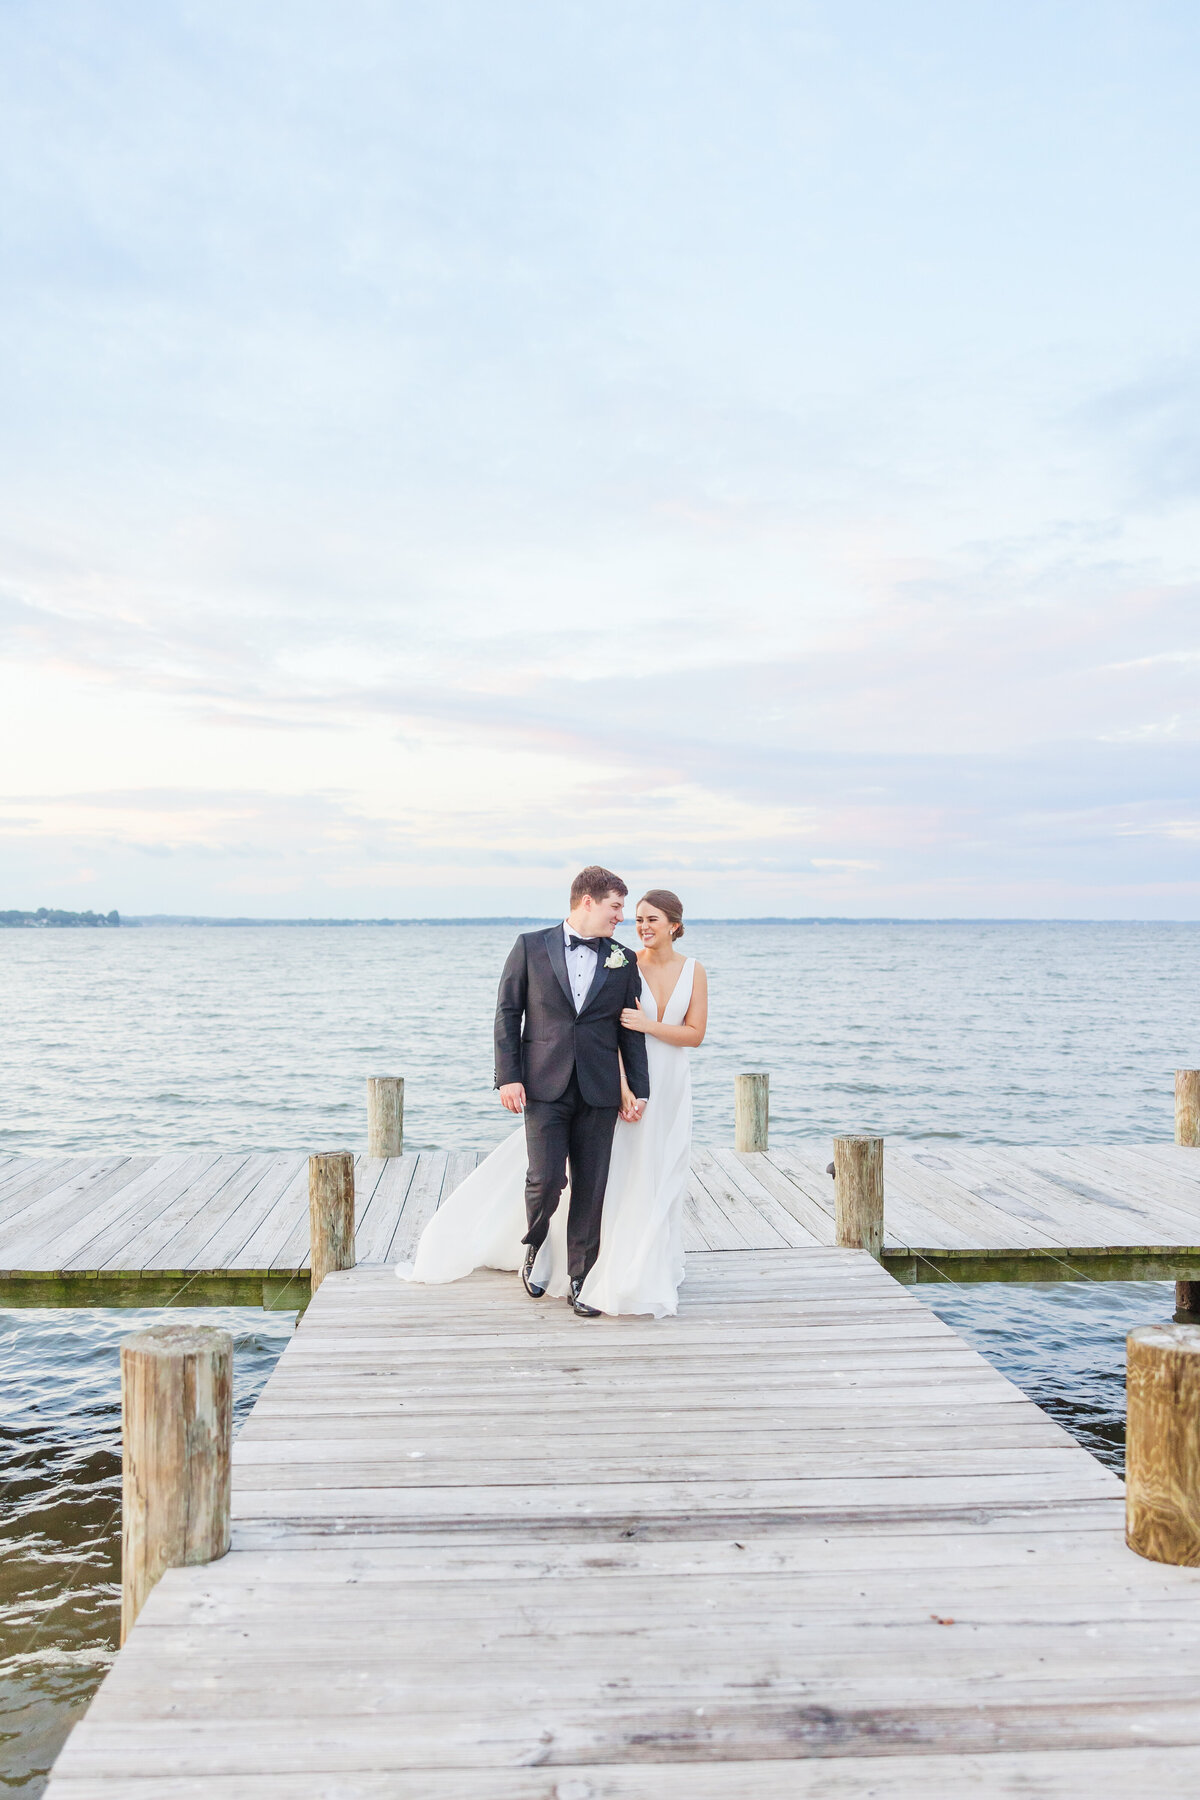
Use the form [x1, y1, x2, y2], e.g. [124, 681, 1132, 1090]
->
[120, 1323, 231, 1643]
[834, 1135, 884, 1259]
[1175, 1281, 1200, 1321]
[1176, 1071, 1200, 1147]
[309, 1151, 355, 1294]
[734, 1074, 769, 1152]
[367, 1076, 404, 1157]
[1126, 1322, 1200, 1565]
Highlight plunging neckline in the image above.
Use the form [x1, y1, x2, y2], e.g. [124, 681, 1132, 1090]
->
[639, 954, 690, 1021]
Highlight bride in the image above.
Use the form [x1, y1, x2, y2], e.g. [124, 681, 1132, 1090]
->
[398, 889, 708, 1317]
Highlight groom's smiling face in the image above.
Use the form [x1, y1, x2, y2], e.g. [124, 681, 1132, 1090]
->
[576, 890, 625, 937]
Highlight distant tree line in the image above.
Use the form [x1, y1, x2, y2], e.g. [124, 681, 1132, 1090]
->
[0, 908, 122, 928]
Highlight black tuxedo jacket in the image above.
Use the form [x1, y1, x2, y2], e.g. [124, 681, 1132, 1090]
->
[494, 927, 651, 1108]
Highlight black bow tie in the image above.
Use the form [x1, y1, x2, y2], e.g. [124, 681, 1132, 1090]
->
[568, 934, 603, 952]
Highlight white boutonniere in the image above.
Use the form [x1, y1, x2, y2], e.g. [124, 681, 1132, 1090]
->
[604, 945, 628, 969]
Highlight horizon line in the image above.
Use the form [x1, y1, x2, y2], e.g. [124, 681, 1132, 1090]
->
[112, 913, 1200, 927]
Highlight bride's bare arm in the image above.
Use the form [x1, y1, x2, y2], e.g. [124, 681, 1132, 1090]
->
[616, 1051, 643, 1122]
[620, 964, 708, 1048]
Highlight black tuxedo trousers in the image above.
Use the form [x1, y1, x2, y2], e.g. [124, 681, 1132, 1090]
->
[494, 927, 650, 1285]
[522, 1070, 616, 1284]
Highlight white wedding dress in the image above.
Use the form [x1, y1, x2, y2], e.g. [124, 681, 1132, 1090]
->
[398, 958, 695, 1317]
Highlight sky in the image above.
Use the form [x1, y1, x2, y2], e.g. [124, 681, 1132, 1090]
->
[1, 0, 1198, 918]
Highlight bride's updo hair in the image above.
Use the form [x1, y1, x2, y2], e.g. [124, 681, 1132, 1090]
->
[639, 889, 685, 940]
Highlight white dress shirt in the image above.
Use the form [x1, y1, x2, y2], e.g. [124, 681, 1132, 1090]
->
[562, 919, 600, 1013]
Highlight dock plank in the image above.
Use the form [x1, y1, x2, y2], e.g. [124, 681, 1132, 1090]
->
[1, 1153, 219, 1272]
[233, 1159, 312, 1272]
[182, 1154, 309, 1271]
[93, 1155, 258, 1272]
[716, 1147, 833, 1245]
[386, 1150, 452, 1263]
[260, 1153, 386, 1274]
[701, 1146, 817, 1246]
[4, 1141, 1200, 1294]
[354, 1153, 419, 1262]
[129, 1153, 287, 1271]
[0, 1156, 149, 1244]
[46, 1247, 1200, 1797]
[1006, 1146, 1200, 1244]
[0, 1155, 113, 1227]
[1050, 1144, 1200, 1230]
[42, 1748, 1200, 1798]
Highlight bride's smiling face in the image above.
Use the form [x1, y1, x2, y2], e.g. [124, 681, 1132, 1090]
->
[636, 904, 673, 950]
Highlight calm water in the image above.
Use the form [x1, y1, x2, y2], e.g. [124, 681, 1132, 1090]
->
[1, 922, 1196, 1790]
[2, 921, 1196, 1151]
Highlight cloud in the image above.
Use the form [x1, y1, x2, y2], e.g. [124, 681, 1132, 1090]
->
[2, 3, 1200, 914]
[1077, 363, 1200, 508]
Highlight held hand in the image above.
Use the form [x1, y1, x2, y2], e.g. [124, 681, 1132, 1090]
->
[619, 1084, 638, 1121]
[627, 1097, 647, 1124]
[499, 1082, 527, 1114]
[619, 1001, 649, 1033]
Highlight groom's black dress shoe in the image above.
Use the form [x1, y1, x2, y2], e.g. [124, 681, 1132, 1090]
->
[569, 1279, 601, 1318]
[521, 1247, 546, 1299]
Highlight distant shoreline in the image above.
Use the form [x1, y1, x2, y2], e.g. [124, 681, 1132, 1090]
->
[1, 909, 122, 929]
[4, 912, 1196, 929]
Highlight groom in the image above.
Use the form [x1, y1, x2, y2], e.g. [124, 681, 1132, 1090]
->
[495, 866, 650, 1316]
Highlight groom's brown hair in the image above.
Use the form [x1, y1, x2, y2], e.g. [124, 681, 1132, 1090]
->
[570, 865, 628, 906]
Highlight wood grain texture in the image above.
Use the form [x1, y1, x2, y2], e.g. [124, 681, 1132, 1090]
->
[834, 1135, 884, 1258]
[5, 1142, 1200, 1287]
[734, 1072, 769, 1151]
[48, 1247, 1200, 1797]
[308, 1153, 355, 1294]
[1177, 1070, 1200, 1148]
[119, 1324, 231, 1644]
[1126, 1322, 1200, 1566]
[35, 1747, 1200, 1798]
[366, 1076, 404, 1157]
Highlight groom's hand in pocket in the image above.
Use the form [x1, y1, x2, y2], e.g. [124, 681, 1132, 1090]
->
[499, 1083, 527, 1114]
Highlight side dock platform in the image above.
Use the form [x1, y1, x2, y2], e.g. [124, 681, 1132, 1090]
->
[3, 1140, 1200, 1306]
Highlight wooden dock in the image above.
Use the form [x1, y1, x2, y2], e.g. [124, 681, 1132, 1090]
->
[44, 1246, 1200, 1796]
[3, 1140, 1200, 1307]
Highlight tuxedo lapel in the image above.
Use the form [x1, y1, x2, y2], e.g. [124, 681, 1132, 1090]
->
[543, 926, 573, 1008]
[578, 939, 630, 1015]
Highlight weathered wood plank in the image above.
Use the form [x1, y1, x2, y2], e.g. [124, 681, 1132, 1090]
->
[19, 1146, 1200, 1791]
[132, 1153, 294, 1270]
[0, 1156, 150, 1243]
[705, 1147, 823, 1247]
[683, 1167, 756, 1250]
[690, 1149, 791, 1248]
[0, 1153, 83, 1214]
[938, 1145, 1180, 1251]
[1008, 1146, 1200, 1244]
[180, 1154, 308, 1270]
[39, 1745, 1200, 1797]
[387, 1150, 451, 1262]
[3, 1144, 1199, 1280]
[885, 1149, 1071, 1252]
[234, 1160, 312, 1272]
[1, 1154, 219, 1271]
[353, 1152, 419, 1262]
[54, 1237, 1187, 1798]
[94, 1156, 258, 1272]
[262, 1152, 386, 1274]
